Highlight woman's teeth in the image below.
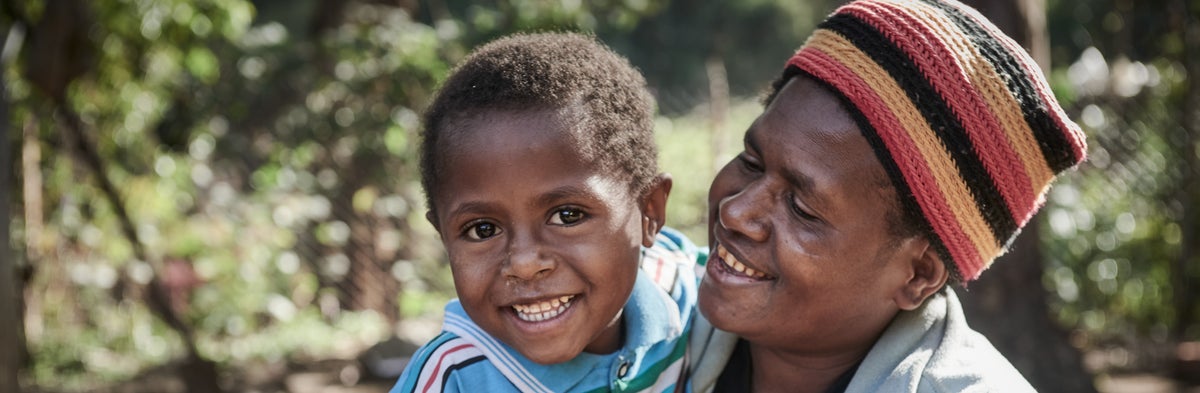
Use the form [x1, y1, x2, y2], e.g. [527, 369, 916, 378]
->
[718, 246, 769, 279]
[513, 295, 575, 322]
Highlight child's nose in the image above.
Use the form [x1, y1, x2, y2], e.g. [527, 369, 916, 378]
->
[503, 233, 555, 281]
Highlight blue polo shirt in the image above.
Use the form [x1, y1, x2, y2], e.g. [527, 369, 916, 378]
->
[391, 228, 700, 393]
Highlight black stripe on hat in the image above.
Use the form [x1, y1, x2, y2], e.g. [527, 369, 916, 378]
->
[919, 0, 1081, 173]
[819, 13, 1018, 245]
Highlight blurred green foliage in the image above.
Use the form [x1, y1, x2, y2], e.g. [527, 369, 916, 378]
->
[2, 0, 1198, 389]
[1039, 0, 1200, 359]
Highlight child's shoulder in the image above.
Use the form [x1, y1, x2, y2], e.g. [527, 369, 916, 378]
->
[652, 227, 699, 254]
[643, 227, 708, 290]
[391, 331, 488, 393]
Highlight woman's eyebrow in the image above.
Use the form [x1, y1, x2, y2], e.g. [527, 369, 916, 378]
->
[751, 127, 831, 211]
[781, 166, 830, 211]
[744, 128, 762, 154]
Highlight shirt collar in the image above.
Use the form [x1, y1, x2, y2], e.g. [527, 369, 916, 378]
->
[442, 270, 682, 392]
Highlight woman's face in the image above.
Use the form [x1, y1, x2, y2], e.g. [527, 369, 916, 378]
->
[698, 76, 928, 355]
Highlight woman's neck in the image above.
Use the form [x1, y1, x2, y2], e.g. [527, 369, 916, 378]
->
[747, 342, 869, 393]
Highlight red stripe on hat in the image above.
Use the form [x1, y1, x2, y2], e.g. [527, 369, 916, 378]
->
[842, 1, 1037, 226]
[948, 2, 1088, 171]
[790, 46, 986, 278]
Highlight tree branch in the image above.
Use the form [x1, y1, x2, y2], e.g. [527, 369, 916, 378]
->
[56, 105, 200, 354]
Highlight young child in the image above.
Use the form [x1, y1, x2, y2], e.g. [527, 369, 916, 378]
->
[389, 32, 699, 393]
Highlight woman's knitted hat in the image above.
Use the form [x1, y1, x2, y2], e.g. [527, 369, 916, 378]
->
[785, 0, 1087, 281]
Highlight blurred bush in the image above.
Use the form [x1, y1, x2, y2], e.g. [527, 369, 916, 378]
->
[3, 0, 1198, 391]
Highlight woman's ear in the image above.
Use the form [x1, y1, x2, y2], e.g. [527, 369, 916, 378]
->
[894, 240, 949, 311]
[639, 173, 673, 247]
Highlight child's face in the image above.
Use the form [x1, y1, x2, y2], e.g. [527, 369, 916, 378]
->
[430, 109, 664, 364]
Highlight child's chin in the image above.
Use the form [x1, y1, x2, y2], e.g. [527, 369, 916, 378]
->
[521, 347, 580, 365]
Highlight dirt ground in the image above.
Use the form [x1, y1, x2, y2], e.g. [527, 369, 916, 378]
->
[292, 373, 1198, 393]
[1096, 374, 1200, 393]
[287, 372, 1200, 393]
[36, 365, 1198, 393]
[22, 346, 1200, 393]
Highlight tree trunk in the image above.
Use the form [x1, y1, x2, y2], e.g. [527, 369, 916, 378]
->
[1, 37, 24, 393]
[961, 222, 1096, 392]
[1171, 0, 1200, 343]
[956, 0, 1096, 392]
[334, 155, 401, 326]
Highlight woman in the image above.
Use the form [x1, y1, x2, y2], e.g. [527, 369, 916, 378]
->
[688, 0, 1087, 392]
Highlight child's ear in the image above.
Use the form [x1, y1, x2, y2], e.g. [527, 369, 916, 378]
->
[893, 239, 949, 311]
[638, 173, 673, 247]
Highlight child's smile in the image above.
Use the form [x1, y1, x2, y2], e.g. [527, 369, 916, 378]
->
[511, 295, 575, 322]
[429, 108, 659, 365]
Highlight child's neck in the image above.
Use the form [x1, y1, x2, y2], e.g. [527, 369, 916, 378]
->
[582, 312, 627, 354]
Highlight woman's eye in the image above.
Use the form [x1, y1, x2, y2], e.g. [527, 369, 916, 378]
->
[465, 222, 500, 240]
[790, 196, 818, 221]
[549, 208, 586, 225]
[737, 153, 763, 173]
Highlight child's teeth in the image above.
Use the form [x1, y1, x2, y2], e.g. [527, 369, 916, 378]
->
[514, 296, 575, 322]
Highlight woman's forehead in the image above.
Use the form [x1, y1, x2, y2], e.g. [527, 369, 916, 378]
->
[752, 77, 898, 216]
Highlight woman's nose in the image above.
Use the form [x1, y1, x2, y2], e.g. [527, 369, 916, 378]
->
[718, 185, 772, 243]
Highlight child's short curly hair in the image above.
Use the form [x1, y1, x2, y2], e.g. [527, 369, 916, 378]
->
[419, 32, 657, 211]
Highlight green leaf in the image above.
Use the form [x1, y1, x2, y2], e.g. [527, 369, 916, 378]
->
[186, 47, 220, 84]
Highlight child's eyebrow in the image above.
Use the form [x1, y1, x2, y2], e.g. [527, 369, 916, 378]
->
[535, 184, 603, 208]
[446, 201, 493, 221]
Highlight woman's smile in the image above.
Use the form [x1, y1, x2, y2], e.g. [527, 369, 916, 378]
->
[710, 244, 773, 281]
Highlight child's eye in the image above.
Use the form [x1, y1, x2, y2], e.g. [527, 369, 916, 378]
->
[548, 208, 586, 226]
[464, 222, 501, 240]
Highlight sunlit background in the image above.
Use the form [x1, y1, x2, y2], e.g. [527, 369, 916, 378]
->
[1, 0, 1197, 392]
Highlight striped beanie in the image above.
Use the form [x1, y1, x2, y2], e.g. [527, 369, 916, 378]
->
[785, 0, 1087, 281]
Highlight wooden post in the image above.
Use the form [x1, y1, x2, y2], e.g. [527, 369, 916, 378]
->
[707, 56, 729, 172]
